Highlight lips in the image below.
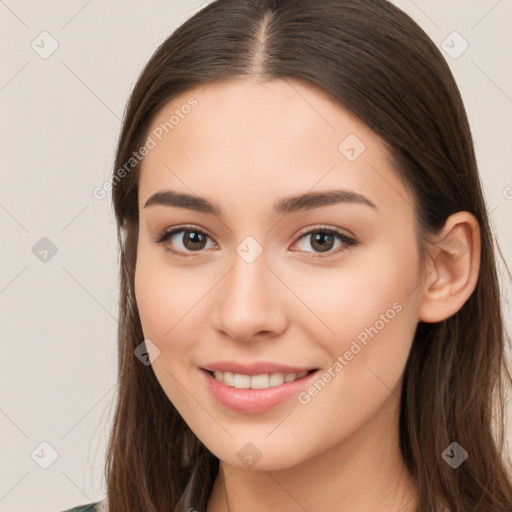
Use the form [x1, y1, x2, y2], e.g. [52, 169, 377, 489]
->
[201, 360, 318, 376]
[210, 369, 315, 389]
[200, 366, 320, 414]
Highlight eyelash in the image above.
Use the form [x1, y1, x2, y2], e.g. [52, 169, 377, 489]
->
[154, 224, 359, 259]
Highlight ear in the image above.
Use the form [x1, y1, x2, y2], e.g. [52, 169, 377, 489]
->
[418, 211, 481, 323]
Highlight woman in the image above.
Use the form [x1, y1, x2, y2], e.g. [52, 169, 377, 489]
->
[62, 0, 512, 510]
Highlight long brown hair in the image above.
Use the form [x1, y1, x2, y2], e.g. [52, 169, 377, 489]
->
[106, 0, 512, 510]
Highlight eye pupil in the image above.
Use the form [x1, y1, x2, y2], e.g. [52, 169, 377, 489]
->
[311, 231, 334, 253]
[184, 231, 207, 250]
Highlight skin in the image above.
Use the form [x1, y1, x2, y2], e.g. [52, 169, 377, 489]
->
[134, 79, 480, 511]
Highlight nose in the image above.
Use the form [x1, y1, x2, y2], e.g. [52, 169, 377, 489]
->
[212, 248, 288, 342]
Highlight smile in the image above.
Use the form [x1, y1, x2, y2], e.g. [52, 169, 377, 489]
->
[201, 368, 320, 414]
[210, 370, 314, 389]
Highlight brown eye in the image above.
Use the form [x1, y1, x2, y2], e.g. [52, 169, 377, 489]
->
[292, 227, 359, 258]
[309, 230, 337, 253]
[179, 230, 208, 251]
[155, 227, 216, 257]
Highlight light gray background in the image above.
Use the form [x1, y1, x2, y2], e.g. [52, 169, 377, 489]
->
[1, 1, 511, 511]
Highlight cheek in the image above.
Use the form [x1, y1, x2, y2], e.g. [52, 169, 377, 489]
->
[290, 242, 419, 345]
[134, 244, 195, 340]
[134, 251, 169, 340]
[134, 247, 214, 383]
[134, 252, 199, 409]
[294, 241, 418, 363]
[292, 242, 420, 418]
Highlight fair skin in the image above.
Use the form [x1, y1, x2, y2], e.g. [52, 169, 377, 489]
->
[134, 79, 480, 511]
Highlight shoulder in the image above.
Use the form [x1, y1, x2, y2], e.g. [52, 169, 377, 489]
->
[59, 500, 107, 512]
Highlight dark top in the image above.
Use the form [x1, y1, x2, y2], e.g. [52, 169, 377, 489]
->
[60, 501, 105, 512]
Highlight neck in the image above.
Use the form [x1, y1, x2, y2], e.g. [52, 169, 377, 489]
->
[206, 386, 417, 512]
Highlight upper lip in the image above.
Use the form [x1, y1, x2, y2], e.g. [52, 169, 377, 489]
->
[201, 361, 318, 376]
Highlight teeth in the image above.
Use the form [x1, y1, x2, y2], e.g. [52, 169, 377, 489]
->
[223, 371, 235, 386]
[233, 373, 251, 389]
[269, 372, 285, 386]
[250, 373, 269, 389]
[212, 370, 310, 389]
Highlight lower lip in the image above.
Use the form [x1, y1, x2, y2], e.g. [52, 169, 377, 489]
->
[200, 368, 319, 414]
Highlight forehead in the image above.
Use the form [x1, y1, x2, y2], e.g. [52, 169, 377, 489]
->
[138, 79, 412, 220]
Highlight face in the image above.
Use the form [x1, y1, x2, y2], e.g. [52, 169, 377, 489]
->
[135, 79, 424, 470]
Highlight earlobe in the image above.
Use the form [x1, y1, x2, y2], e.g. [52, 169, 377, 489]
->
[418, 212, 481, 323]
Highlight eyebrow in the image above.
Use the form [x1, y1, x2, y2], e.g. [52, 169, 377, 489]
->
[143, 188, 377, 217]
